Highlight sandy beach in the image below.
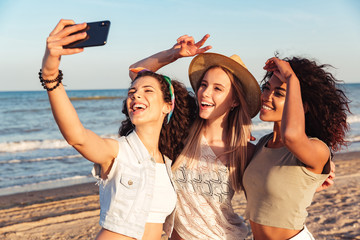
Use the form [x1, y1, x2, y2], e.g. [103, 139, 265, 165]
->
[1, 151, 359, 240]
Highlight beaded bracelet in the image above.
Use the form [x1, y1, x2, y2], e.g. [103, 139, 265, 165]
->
[38, 69, 63, 91]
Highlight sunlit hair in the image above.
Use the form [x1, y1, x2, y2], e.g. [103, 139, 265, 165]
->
[172, 66, 252, 192]
[261, 56, 350, 152]
[119, 71, 197, 160]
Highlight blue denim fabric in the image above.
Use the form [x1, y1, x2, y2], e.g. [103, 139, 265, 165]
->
[92, 131, 175, 239]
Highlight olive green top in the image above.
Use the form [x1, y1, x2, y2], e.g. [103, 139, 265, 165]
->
[243, 133, 330, 230]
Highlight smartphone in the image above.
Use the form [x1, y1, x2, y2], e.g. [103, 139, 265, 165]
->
[63, 20, 111, 48]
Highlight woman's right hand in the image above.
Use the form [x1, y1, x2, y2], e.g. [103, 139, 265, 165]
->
[173, 34, 212, 59]
[42, 19, 87, 79]
[263, 57, 296, 84]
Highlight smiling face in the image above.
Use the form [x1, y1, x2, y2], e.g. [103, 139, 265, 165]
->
[126, 76, 170, 127]
[196, 67, 238, 123]
[260, 74, 287, 122]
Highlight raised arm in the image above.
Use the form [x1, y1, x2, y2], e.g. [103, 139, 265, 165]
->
[264, 58, 329, 173]
[41, 19, 118, 170]
[129, 34, 212, 80]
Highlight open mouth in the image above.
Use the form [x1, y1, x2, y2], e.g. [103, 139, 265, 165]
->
[201, 101, 214, 108]
[131, 103, 147, 112]
[262, 105, 273, 110]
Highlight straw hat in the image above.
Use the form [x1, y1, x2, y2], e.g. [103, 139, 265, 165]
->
[188, 52, 261, 118]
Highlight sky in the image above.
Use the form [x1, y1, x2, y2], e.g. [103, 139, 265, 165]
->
[0, 0, 359, 91]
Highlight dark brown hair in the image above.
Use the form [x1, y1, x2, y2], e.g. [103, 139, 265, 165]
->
[119, 71, 197, 160]
[261, 56, 351, 152]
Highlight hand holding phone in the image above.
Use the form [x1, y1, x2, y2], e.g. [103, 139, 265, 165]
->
[63, 20, 111, 49]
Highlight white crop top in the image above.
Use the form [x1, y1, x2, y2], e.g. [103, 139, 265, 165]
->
[147, 163, 177, 223]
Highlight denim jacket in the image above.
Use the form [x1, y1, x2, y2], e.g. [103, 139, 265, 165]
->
[92, 131, 175, 239]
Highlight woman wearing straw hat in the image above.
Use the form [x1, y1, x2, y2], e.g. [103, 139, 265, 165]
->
[129, 35, 261, 240]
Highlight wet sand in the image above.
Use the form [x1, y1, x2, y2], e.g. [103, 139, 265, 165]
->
[1, 151, 359, 240]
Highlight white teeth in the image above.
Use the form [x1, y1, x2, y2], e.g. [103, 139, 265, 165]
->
[133, 103, 146, 110]
[262, 105, 272, 110]
[201, 101, 214, 106]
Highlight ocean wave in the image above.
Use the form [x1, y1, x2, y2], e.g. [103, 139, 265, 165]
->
[0, 134, 118, 153]
[3, 108, 47, 114]
[251, 122, 273, 131]
[347, 114, 360, 124]
[0, 139, 70, 153]
[251, 115, 360, 130]
[346, 135, 360, 143]
[1, 154, 82, 164]
[69, 96, 123, 101]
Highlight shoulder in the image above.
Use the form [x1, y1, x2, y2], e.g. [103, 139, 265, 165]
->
[103, 136, 129, 160]
[117, 135, 128, 145]
[296, 137, 331, 173]
[102, 138, 120, 155]
[247, 142, 256, 162]
[116, 134, 135, 149]
[108, 136, 126, 146]
[164, 155, 173, 163]
[255, 133, 273, 148]
[308, 138, 331, 159]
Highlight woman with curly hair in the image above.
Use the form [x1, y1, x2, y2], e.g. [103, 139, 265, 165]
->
[40, 19, 197, 240]
[243, 57, 350, 240]
[119, 70, 197, 162]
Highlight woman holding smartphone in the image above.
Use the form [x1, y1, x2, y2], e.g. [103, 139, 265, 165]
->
[40, 19, 197, 240]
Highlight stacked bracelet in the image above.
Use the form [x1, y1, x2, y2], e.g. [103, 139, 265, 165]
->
[39, 69, 63, 91]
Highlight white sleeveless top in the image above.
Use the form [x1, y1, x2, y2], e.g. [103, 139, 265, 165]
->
[147, 163, 177, 223]
[171, 135, 248, 240]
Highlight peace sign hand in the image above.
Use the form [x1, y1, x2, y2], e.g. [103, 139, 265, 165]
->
[173, 34, 212, 59]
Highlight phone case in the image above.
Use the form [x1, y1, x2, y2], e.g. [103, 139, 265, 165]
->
[64, 20, 111, 48]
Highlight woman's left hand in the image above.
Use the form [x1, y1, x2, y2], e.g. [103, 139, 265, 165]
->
[316, 161, 336, 192]
[173, 34, 212, 59]
[263, 57, 296, 83]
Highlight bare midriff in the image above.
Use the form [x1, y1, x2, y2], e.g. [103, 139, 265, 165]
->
[96, 223, 163, 240]
[250, 220, 301, 240]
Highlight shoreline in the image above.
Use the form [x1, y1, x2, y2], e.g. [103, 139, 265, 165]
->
[0, 182, 99, 210]
[0, 176, 96, 197]
[1, 151, 359, 239]
[1, 149, 359, 198]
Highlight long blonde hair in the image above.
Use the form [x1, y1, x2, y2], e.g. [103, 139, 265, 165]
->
[172, 66, 252, 192]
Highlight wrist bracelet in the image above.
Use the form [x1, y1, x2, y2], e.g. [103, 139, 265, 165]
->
[39, 69, 63, 91]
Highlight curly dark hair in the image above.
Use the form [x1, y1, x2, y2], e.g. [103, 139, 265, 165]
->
[261, 56, 351, 152]
[119, 71, 197, 160]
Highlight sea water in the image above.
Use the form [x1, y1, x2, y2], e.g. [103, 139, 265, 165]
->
[1, 84, 359, 196]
